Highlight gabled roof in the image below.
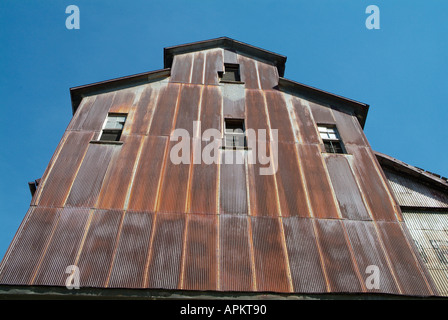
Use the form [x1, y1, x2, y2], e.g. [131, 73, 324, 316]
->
[375, 151, 448, 192]
[163, 37, 287, 77]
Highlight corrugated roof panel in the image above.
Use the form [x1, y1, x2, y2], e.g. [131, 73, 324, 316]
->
[145, 212, 186, 289]
[222, 84, 245, 119]
[384, 169, 448, 208]
[148, 83, 181, 137]
[245, 89, 270, 141]
[170, 52, 193, 83]
[376, 221, 434, 296]
[204, 49, 223, 85]
[238, 55, 259, 89]
[219, 215, 254, 291]
[182, 213, 218, 291]
[256, 60, 278, 90]
[298, 144, 339, 219]
[343, 220, 400, 295]
[107, 211, 154, 288]
[77, 209, 124, 288]
[77, 91, 115, 131]
[174, 84, 201, 137]
[275, 142, 309, 218]
[0, 207, 59, 285]
[32, 207, 91, 286]
[308, 101, 335, 124]
[331, 107, 368, 146]
[346, 145, 398, 221]
[282, 217, 327, 293]
[247, 144, 280, 217]
[250, 216, 291, 293]
[291, 97, 320, 145]
[265, 90, 295, 143]
[108, 87, 136, 114]
[200, 85, 222, 132]
[67, 95, 97, 131]
[313, 219, 363, 293]
[96, 135, 143, 210]
[189, 141, 218, 215]
[65, 143, 117, 208]
[130, 85, 157, 135]
[219, 149, 248, 215]
[191, 51, 205, 85]
[157, 139, 191, 214]
[37, 131, 94, 208]
[325, 155, 371, 220]
[127, 135, 168, 212]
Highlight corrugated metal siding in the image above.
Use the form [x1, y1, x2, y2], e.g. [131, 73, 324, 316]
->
[1, 43, 441, 297]
[384, 169, 448, 208]
[403, 211, 448, 296]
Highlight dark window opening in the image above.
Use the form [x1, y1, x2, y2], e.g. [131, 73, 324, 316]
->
[220, 64, 241, 82]
[318, 125, 345, 154]
[100, 114, 127, 142]
[224, 118, 246, 148]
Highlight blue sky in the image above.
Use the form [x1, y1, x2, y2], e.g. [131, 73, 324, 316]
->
[0, 1, 447, 259]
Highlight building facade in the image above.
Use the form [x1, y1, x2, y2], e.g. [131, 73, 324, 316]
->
[0, 38, 445, 298]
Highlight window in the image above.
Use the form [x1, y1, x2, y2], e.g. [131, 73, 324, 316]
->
[99, 114, 127, 142]
[318, 125, 345, 154]
[224, 119, 246, 148]
[219, 63, 241, 82]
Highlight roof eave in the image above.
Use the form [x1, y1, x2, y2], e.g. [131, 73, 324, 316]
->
[277, 77, 369, 129]
[163, 37, 287, 77]
[69, 68, 171, 115]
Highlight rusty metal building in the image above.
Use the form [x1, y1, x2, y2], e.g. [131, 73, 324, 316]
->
[0, 37, 446, 299]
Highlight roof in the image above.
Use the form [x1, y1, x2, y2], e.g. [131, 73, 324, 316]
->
[375, 151, 448, 192]
[163, 37, 287, 77]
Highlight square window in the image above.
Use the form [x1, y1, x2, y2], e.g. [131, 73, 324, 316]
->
[220, 64, 241, 82]
[318, 125, 345, 154]
[100, 113, 127, 142]
[224, 119, 246, 148]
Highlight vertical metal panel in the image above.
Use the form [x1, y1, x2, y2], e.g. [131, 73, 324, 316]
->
[325, 155, 371, 220]
[250, 216, 290, 292]
[332, 108, 367, 146]
[170, 53, 193, 83]
[107, 211, 154, 288]
[298, 144, 339, 219]
[0, 207, 59, 285]
[384, 169, 448, 208]
[65, 143, 117, 208]
[346, 145, 398, 221]
[376, 221, 434, 296]
[77, 209, 124, 288]
[219, 149, 248, 215]
[200, 85, 222, 132]
[245, 89, 269, 141]
[174, 85, 201, 137]
[76, 91, 116, 131]
[108, 87, 136, 114]
[189, 141, 218, 215]
[264, 90, 295, 143]
[343, 220, 400, 295]
[219, 215, 254, 291]
[291, 97, 320, 144]
[257, 60, 278, 90]
[223, 49, 238, 64]
[129, 85, 156, 135]
[38, 131, 94, 208]
[145, 212, 186, 289]
[282, 217, 327, 293]
[182, 213, 218, 291]
[32, 207, 91, 286]
[204, 49, 223, 85]
[222, 83, 245, 119]
[127, 136, 168, 212]
[308, 101, 335, 124]
[191, 51, 205, 85]
[157, 139, 191, 214]
[275, 142, 309, 218]
[314, 219, 363, 292]
[148, 83, 181, 137]
[247, 143, 279, 217]
[96, 135, 143, 210]
[238, 55, 259, 89]
[67, 95, 97, 131]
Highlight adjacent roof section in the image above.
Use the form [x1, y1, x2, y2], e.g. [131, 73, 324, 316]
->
[163, 37, 287, 77]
